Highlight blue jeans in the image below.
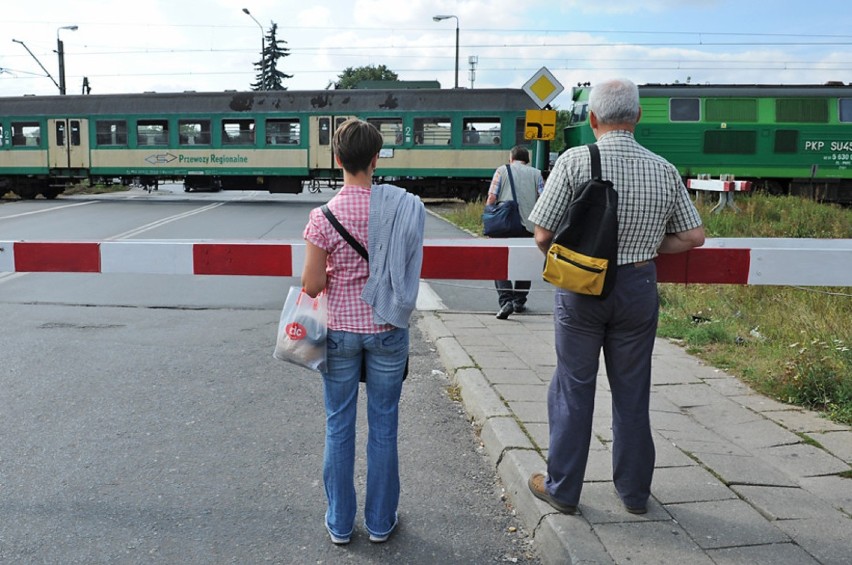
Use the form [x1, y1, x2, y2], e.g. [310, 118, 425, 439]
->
[322, 327, 408, 539]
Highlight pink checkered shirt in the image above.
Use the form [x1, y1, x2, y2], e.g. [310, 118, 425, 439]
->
[303, 185, 393, 333]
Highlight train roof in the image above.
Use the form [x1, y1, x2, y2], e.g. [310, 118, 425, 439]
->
[638, 84, 852, 98]
[0, 88, 533, 116]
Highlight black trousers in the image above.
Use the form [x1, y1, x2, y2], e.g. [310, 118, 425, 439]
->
[494, 280, 531, 307]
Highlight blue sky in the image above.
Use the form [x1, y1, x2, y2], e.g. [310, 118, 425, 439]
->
[1, 0, 849, 108]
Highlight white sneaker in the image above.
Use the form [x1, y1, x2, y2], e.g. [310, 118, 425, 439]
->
[329, 532, 350, 545]
[368, 516, 398, 543]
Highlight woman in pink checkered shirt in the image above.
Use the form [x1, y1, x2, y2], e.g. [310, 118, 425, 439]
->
[301, 118, 424, 546]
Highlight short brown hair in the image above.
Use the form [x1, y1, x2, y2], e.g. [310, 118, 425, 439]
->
[332, 118, 383, 174]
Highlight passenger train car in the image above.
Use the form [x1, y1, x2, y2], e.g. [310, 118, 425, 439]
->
[0, 89, 533, 200]
[565, 84, 852, 203]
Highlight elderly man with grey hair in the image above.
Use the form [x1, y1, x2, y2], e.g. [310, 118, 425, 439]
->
[527, 78, 705, 515]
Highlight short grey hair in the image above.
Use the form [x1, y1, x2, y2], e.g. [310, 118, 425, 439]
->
[588, 79, 640, 125]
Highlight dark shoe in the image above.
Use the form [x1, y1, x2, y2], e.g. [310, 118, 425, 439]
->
[528, 473, 576, 514]
[625, 505, 647, 515]
[513, 303, 526, 313]
[496, 303, 513, 320]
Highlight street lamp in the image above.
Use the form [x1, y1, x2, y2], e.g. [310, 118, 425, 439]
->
[11, 39, 61, 92]
[432, 14, 459, 89]
[57, 25, 78, 95]
[242, 8, 265, 90]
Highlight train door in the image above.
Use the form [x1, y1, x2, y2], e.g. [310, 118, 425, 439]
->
[309, 115, 353, 170]
[47, 118, 90, 170]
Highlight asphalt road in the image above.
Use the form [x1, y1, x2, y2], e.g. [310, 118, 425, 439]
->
[0, 188, 543, 564]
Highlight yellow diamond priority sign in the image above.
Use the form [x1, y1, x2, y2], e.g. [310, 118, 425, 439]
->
[522, 67, 564, 109]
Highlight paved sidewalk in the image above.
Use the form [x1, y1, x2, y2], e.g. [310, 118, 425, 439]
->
[418, 311, 852, 565]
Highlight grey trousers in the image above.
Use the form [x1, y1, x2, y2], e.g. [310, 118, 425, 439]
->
[545, 262, 659, 509]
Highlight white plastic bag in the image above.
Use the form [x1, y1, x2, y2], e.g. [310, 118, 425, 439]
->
[273, 286, 327, 372]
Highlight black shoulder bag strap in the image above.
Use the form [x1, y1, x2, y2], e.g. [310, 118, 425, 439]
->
[503, 163, 519, 202]
[589, 143, 602, 179]
[321, 204, 369, 261]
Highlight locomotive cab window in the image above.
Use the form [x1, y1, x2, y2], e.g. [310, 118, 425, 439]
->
[462, 118, 501, 146]
[838, 98, 852, 122]
[179, 120, 211, 145]
[12, 122, 40, 147]
[570, 102, 589, 125]
[413, 117, 451, 145]
[96, 120, 127, 146]
[670, 98, 700, 121]
[137, 120, 169, 146]
[367, 117, 403, 146]
[222, 119, 255, 145]
[266, 118, 300, 145]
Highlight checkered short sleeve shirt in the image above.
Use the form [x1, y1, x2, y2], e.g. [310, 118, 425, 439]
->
[529, 130, 703, 265]
[303, 185, 393, 333]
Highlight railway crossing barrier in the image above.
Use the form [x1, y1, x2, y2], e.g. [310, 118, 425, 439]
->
[1, 238, 850, 287]
[687, 175, 753, 214]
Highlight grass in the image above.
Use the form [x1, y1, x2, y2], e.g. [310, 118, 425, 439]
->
[437, 193, 852, 426]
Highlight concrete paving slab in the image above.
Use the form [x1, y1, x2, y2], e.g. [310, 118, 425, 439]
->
[471, 350, 531, 370]
[808, 430, 852, 463]
[665, 499, 790, 549]
[584, 447, 614, 482]
[525, 422, 549, 450]
[507, 401, 549, 423]
[762, 409, 849, 433]
[755, 442, 849, 478]
[484, 368, 545, 385]
[479, 415, 536, 468]
[798, 475, 852, 515]
[656, 383, 722, 408]
[435, 336, 474, 370]
[701, 375, 756, 396]
[689, 452, 798, 487]
[714, 418, 803, 450]
[594, 521, 716, 565]
[579, 482, 670, 524]
[536, 515, 615, 565]
[774, 517, 852, 565]
[706, 543, 821, 565]
[728, 393, 798, 413]
[653, 435, 700, 468]
[652, 466, 738, 504]
[688, 397, 765, 427]
[731, 485, 845, 520]
[494, 383, 548, 402]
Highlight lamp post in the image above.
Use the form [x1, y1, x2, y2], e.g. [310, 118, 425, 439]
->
[432, 14, 459, 89]
[242, 8, 265, 90]
[56, 25, 78, 95]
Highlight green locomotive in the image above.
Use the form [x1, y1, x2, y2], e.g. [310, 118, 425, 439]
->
[0, 88, 533, 200]
[564, 83, 852, 203]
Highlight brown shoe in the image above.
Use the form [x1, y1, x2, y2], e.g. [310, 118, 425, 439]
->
[528, 473, 576, 514]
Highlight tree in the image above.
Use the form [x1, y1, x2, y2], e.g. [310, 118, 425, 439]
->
[333, 64, 398, 89]
[550, 109, 572, 153]
[250, 22, 293, 91]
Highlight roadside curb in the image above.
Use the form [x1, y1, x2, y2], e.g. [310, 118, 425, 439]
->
[418, 312, 587, 565]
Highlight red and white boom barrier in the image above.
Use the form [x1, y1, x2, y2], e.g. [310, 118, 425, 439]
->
[1, 238, 850, 286]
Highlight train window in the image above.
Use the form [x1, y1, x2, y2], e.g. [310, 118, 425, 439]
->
[367, 118, 403, 146]
[12, 122, 40, 147]
[318, 118, 331, 145]
[56, 121, 66, 146]
[462, 118, 501, 146]
[0, 125, 4, 147]
[179, 120, 211, 146]
[413, 117, 451, 146]
[222, 119, 255, 145]
[137, 120, 169, 146]
[266, 118, 300, 145]
[96, 120, 127, 146]
[670, 98, 700, 121]
[774, 130, 799, 154]
[515, 117, 527, 146]
[776, 99, 828, 123]
[570, 102, 589, 125]
[841, 99, 852, 122]
[704, 130, 756, 154]
[706, 99, 757, 122]
[70, 121, 81, 146]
